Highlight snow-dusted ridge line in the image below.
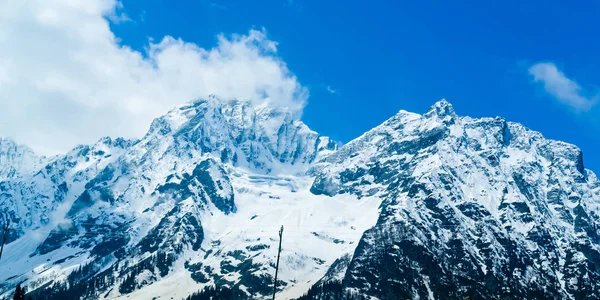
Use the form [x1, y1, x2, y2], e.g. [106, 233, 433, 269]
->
[0, 98, 599, 300]
[310, 100, 600, 299]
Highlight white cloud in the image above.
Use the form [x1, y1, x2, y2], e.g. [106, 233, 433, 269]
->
[106, 0, 131, 24]
[326, 85, 337, 94]
[0, 0, 307, 155]
[528, 62, 597, 111]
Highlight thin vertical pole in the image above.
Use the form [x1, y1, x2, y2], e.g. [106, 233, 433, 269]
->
[272, 225, 284, 300]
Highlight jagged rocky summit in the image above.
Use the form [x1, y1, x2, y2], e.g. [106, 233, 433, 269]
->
[0, 97, 599, 300]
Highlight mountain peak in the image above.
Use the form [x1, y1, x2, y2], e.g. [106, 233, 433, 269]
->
[143, 97, 333, 174]
[424, 98, 457, 120]
[0, 137, 42, 179]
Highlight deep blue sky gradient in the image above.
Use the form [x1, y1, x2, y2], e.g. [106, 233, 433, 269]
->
[113, 0, 600, 172]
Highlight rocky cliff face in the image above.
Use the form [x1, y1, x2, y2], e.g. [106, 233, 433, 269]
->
[0, 98, 598, 300]
[311, 100, 600, 299]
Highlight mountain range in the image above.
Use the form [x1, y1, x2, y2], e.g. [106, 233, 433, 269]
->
[1, 97, 599, 300]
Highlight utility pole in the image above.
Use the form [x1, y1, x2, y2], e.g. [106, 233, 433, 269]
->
[0, 219, 9, 260]
[272, 225, 284, 300]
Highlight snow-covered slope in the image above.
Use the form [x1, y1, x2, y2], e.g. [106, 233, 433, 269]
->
[0, 137, 134, 244]
[0, 96, 344, 299]
[310, 100, 600, 299]
[1, 98, 599, 300]
[0, 137, 43, 180]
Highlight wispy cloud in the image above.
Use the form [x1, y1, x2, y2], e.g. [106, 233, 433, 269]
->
[139, 10, 146, 23]
[107, 11, 131, 24]
[326, 86, 337, 94]
[107, 1, 131, 24]
[528, 62, 597, 111]
[209, 2, 226, 9]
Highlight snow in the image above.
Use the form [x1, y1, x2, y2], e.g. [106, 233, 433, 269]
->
[191, 171, 382, 299]
[0, 137, 43, 180]
[2, 98, 600, 299]
[422, 276, 435, 300]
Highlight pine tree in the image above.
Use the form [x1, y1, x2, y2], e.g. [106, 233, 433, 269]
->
[187, 286, 248, 300]
[13, 283, 25, 300]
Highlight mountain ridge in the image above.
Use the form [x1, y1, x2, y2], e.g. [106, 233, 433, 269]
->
[0, 98, 599, 300]
[310, 100, 600, 299]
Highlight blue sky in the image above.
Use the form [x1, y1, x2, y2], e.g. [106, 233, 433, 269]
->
[110, 0, 600, 171]
[1, 0, 598, 172]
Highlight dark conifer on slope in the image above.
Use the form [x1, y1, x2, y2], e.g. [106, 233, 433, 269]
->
[12, 283, 26, 300]
[186, 285, 248, 300]
[296, 281, 367, 300]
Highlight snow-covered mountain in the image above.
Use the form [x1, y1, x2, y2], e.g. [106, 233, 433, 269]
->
[0, 98, 599, 300]
[311, 100, 600, 299]
[0, 137, 43, 181]
[0, 137, 133, 243]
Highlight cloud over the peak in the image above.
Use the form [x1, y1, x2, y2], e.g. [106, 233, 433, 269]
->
[528, 62, 597, 112]
[0, 0, 307, 155]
